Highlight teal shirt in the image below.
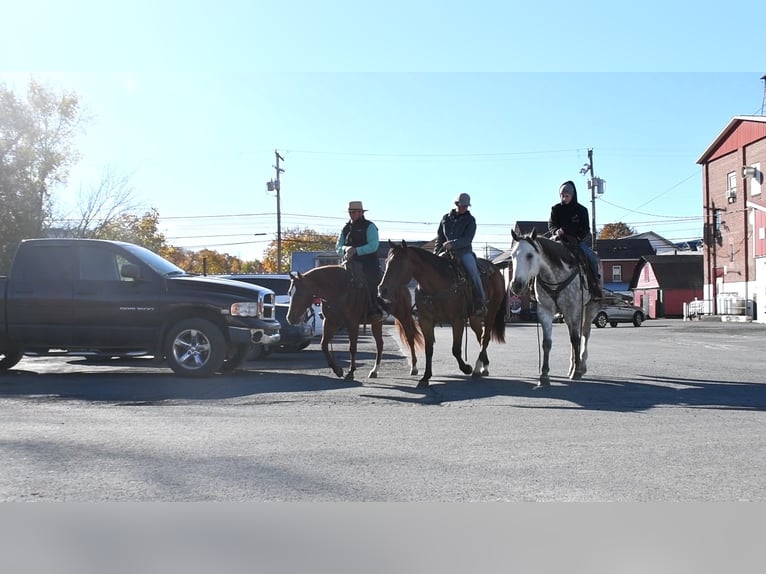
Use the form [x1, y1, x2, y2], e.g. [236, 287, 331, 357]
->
[336, 221, 380, 256]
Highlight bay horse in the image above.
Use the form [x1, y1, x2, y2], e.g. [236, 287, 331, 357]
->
[377, 240, 507, 387]
[509, 228, 601, 387]
[286, 265, 423, 380]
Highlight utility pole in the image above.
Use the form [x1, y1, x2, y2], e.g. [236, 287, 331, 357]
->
[587, 148, 596, 249]
[266, 150, 285, 273]
[579, 148, 601, 249]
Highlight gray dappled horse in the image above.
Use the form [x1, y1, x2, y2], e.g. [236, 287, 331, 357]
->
[509, 229, 601, 387]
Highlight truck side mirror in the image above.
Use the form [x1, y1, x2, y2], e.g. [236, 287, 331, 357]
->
[120, 263, 141, 280]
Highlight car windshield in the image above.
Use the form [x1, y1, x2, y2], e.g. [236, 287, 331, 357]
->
[121, 243, 188, 276]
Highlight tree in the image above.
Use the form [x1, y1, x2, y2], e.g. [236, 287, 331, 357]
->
[599, 222, 636, 240]
[66, 166, 140, 238]
[261, 227, 337, 273]
[0, 79, 84, 273]
[93, 208, 168, 252]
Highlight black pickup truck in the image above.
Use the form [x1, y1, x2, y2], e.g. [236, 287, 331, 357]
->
[0, 238, 280, 377]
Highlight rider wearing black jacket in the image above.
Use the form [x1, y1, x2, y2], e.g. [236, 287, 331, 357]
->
[548, 180, 603, 300]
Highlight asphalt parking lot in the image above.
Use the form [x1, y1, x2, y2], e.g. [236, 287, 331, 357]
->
[1, 318, 765, 501]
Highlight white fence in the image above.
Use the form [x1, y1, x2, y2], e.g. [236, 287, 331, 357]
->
[685, 294, 751, 319]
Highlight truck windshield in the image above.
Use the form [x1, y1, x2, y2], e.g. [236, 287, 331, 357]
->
[122, 243, 188, 276]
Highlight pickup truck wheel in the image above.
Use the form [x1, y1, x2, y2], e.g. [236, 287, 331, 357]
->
[219, 343, 252, 372]
[165, 319, 225, 377]
[0, 350, 23, 371]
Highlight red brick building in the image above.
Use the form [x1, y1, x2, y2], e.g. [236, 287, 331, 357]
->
[696, 115, 766, 321]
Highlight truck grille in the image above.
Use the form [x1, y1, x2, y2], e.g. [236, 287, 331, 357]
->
[262, 292, 276, 320]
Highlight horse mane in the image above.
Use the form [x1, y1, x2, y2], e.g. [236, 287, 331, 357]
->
[531, 236, 579, 269]
[300, 265, 349, 296]
[401, 245, 457, 282]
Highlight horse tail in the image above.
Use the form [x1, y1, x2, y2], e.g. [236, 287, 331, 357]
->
[395, 317, 424, 352]
[491, 288, 508, 344]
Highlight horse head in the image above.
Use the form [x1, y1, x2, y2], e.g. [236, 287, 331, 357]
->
[286, 271, 312, 326]
[379, 241, 412, 303]
[509, 232, 541, 295]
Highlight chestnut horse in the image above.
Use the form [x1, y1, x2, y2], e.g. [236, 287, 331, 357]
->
[377, 241, 507, 387]
[286, 265, 423, 380]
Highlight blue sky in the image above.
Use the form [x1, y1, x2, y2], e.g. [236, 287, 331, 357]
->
[3, 1, 766, 261]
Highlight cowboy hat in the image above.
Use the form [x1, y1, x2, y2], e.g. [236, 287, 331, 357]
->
[348, 201, 367, 211]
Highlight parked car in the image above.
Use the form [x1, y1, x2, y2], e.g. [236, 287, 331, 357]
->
[593, 297, 646, 328]
[553, 295, 646, 328]
[213, 274, 319, 355]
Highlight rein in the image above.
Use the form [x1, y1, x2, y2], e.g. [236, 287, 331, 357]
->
[534, 267, 580, 306]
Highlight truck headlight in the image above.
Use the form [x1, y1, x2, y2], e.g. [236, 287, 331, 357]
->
[230, 301, 263, 317]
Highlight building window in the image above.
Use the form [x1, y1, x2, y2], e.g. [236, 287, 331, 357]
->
[726, 171, 737, 203]
[612, 265, 622, 282]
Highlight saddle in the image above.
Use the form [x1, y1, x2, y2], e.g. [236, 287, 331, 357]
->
[443, 251, 491, 317]
[342, 258, 386, 321]
[558, 236, 602, 300]
[343, 259, 368, 290]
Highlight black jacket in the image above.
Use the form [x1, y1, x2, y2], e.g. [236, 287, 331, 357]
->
[434, 209, 477, 255]
[548, 188, 591, 243]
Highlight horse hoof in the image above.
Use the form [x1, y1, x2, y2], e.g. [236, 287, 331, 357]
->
[416, 380, 430, 388]
[535, 381, 551, 389]
[344, 371, 355, 381]
[368, 371, 378, 379]
[333, 368, 344, 378]
[410, 368, 418, 376]
[460, 365, 472, 375]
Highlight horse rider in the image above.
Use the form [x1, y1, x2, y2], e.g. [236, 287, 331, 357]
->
[433, 192, 489, 317]
[336, 200, 388, 322]
[548, 180, 603, 300]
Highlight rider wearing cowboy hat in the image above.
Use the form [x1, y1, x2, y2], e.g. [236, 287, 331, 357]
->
[336, 200, 388, 322]
[434, 192, 489, 317]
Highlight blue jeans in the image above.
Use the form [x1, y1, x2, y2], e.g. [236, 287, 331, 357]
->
[578, 241, 601, 280]
[459, 252, 487, 303]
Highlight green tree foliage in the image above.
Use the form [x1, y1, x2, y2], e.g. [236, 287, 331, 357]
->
[91, 208, 168, 252]
[0, 79, 83, 272]
[599, 222, 636, 240]
[261, 227, 337, 273]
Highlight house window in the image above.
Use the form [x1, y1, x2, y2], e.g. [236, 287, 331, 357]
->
[612, 265, 622, 282]
[726, 171, 737, 203]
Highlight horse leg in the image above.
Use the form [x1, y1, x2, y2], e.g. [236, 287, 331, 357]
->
[418, 322, 435, 388]
[451, 322, 473, 376]
[568, 324, 583, 380]
[321, 325, 343, 378]
[538, 320, 553, 387]
[408, 340, 419, 377]
[345, 323, 360, 381]
[575, 312, 595, 378]
[367, 321, 384, 378]
[466, 318, 487, 377]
